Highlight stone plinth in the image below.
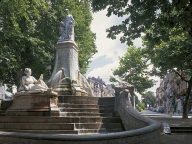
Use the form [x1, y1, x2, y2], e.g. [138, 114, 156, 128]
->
[5, 92, 59, 116]
[49, 41, 79, 88]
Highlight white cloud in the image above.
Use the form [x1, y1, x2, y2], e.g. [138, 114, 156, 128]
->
[90, 10, 127, 61]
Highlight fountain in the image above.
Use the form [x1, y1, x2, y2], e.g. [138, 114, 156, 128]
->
[47, 9, 93, 97]
[0, 9, 161, 144]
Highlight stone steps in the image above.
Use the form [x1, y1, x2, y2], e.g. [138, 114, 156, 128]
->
[78, 128, 122, 134]
[0, 96, 124, 134]
[0, 123, 74, 130]
[0, 128, 122, 135]
[59, 112, 112, 117]
[0, 110, 5, 116]
[58, 103, 114, 109]
[0, 116, 121, 123]
[170, 126, 192, 134]
[59, 108, 100, 113]
[0, 123, 122, 130]
[74, 123, 122, 130]
[59, 108, 114, 113]
[0, 129, 78, 134]
[58, 96, 99, 104]
[56, 96, 123, 134]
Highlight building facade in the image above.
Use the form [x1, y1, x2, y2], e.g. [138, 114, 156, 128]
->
[156, 73, 192, 113]
[87, 76, 115, 97]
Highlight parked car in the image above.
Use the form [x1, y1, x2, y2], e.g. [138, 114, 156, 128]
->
[157, 106, 164, 113]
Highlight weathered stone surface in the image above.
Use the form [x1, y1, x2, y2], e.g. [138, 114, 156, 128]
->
[58, 95, 98, 104]
[47, 41, 92, 96]
[48, 41, 79, 88]
[5, 92, 59, 116]
[59, 9, 75, 41]
[53, 78, 88, 96]
[0, 100, 13, 110]
[118, 89, 161, 139]
[114, 86, 134, 116]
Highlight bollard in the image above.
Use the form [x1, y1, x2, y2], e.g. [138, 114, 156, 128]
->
[162, 123, 171, 134]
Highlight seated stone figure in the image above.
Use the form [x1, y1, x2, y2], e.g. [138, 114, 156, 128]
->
[18, 68, 48, 92]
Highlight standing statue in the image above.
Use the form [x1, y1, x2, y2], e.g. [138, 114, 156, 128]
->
[59, 9, 75, 41]
[18, 68, 48, 92]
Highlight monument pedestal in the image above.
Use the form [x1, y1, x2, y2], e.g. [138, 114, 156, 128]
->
[5, 92, 59, 116]
[49, 41, 79, 88]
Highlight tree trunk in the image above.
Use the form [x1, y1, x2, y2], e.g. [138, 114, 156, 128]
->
[182, 76, 192, 118]
[16, 67, 22, 89]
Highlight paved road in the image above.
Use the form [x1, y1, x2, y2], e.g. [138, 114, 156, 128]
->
[141, 109, 192, 144]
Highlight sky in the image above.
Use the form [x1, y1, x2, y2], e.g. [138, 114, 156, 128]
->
[86, 9, 160, 94]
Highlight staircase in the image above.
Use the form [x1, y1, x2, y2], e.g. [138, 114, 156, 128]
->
[0, 110, 5, 116]
[0, 96, 124, 135]
[170, 126, 192, 134]
[0, 100, 13, 116]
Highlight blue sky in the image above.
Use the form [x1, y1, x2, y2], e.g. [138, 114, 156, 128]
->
[86, 9, 160, 93]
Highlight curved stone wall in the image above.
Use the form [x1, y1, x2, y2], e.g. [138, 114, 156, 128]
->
[0, 90, 161, 144]
[118, 89, 161, 143]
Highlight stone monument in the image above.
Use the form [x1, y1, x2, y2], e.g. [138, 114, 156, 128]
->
[59, 9, 75, 41]
[5, 68, 59, 116]
[47, 9, 93, 97]
[18, 68, 48, 92]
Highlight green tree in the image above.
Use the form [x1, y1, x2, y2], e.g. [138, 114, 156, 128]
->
[143, 27, 192, 118]
[138, 102, 145, 109]
[142, 91, 156, 107]
[0, 0, 96, 87]
[0, 0, 49, 87]
[110, 46, 155, 94]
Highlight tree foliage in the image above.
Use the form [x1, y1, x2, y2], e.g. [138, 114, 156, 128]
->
[143, 27, 192, 118]
[0, 0, 97, 86]
[142, 91, 156, 107]
[92, 0, 192, 45]
[110, 46, 155, 94]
